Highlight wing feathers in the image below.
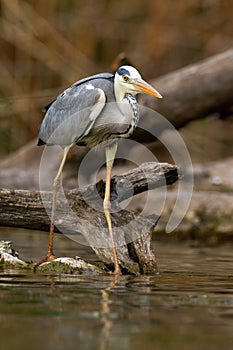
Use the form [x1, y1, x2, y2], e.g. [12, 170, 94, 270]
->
[38, 85, 107, 146]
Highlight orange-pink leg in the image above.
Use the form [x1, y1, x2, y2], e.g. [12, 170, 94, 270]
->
[104, 144, 121, 275]
[36, 145, 71, 266]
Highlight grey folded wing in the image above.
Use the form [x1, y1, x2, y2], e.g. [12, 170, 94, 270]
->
[38, 84, 106, 146]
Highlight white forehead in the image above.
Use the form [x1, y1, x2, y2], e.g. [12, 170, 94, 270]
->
[117, 65, 142, 78]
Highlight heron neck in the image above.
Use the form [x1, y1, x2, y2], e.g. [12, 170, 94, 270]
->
[114, 81, 139, 130]
[125, 93, 139, 128]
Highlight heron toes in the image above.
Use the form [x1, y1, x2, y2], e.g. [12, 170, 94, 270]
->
[108, 269, 122, 276]
[45, 253, 57, 262]
[113, 266, 122, 275]
[34, 253, 57, 270]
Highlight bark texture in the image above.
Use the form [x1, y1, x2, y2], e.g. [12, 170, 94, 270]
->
[0, 162, 179, 274]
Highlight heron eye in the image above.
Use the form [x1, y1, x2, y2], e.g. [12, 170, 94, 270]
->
[122, 75, 129, 82]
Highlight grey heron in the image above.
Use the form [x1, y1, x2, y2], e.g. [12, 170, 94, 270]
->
[37, 65, 162, 274]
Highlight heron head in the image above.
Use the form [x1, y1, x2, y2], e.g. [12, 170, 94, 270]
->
[115, 65, 162, 100]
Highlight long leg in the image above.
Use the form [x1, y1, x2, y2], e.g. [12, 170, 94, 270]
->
[46, 145, 72, 261]
[104, 142, 121, 275]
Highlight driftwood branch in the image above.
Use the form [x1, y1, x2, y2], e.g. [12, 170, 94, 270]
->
[0, 162, 179, 274]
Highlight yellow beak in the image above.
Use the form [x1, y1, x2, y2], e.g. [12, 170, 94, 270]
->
[134, 79, 163, 98]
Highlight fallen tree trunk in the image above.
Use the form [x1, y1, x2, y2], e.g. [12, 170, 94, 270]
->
[0, 162, 179, 274]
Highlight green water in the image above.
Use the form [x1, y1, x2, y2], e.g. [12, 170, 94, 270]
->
[0, 229, 232, 350]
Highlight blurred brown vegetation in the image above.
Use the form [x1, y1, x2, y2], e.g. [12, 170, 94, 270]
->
[0, 0, 233, 160]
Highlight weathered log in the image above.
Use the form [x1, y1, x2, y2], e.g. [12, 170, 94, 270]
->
[0, 162, 179, 274]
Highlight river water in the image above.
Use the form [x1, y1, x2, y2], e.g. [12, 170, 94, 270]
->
[0, 229, 232, 350]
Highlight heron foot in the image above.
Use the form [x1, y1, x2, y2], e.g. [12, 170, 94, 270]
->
[107, 260, 122, 275]
[113, 265, 122, 275]
[108, 268, 122, 276]
[34, 253, 57, 270]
